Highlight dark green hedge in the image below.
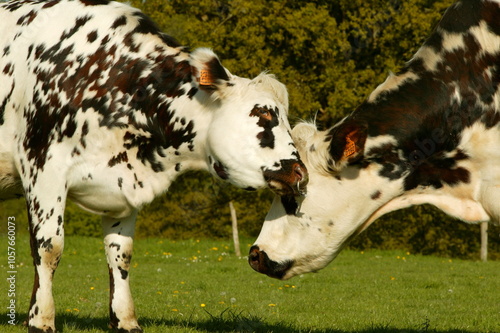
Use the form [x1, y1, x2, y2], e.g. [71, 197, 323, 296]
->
[0, 0, 497, 260]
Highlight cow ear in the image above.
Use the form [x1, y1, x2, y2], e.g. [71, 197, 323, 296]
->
[190, 48, 231, 96]
[328, 121, 367, 170]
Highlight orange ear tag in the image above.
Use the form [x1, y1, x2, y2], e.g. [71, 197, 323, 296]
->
[199, 69, 211, 85]
[343, 136, 357, 158]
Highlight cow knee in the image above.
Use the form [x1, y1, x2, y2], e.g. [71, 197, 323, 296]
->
[35, 236, 64, 270]
[116, 251, 132, 279]
[105, 240, 133, 272]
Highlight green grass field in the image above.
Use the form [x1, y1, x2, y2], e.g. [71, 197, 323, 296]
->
[1, 234, 499, 333]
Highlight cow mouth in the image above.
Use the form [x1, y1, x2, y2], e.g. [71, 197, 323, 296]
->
[248, 245, 294, 280]
[266, 178, 306, 196]
[263, 160, 308, 196]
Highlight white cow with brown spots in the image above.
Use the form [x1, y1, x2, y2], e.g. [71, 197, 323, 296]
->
[0, 0, 307, 332]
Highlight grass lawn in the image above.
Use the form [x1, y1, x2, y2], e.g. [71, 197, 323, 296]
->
[0, 234, 499, 333]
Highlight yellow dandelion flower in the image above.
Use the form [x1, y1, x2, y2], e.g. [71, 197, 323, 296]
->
[390, 276, 396, 281]
[172, 309, 178, 312]
[90, 287, 95, 290]
[200, 304, 206, 307]
[268, 304, 276, 307]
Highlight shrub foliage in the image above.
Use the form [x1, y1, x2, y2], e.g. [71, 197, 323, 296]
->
[1, 0, 498, 259]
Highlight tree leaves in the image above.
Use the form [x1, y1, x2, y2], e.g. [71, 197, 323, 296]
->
[0, 0, 487, 259]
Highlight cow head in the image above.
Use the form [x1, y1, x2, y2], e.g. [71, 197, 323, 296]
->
[190, 48, 307, 195]
[250, 121, 490, 280]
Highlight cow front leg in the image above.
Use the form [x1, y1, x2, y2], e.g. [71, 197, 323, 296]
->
[26, 192, 66, 333]
[102, 211, 142, 333]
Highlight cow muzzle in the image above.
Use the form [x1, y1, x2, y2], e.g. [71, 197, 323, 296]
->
[248, 245, 294, 280]
[263, 159, 308, 196]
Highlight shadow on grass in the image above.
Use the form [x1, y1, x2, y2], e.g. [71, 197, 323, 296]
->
[0, 311, 481, 333]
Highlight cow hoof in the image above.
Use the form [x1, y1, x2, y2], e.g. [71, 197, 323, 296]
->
[115, 329, 143, 333]
[110, 325, 143, 333]
[28, 326, 55, 333]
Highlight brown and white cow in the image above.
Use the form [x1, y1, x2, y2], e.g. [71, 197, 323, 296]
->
[250, 0, 500, 280]
[0, 0, 307, 332]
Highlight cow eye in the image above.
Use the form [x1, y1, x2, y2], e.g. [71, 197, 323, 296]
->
[258, 108, 272, 120]
[250, 105, 274, 120]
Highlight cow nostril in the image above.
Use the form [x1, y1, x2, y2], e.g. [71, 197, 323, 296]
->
[294, 165, 303, 182]
[248, 246, 261, 270]
[293, 163, 307, 183]
[248, 245, 294, 279]
[249, 246, 260, 260]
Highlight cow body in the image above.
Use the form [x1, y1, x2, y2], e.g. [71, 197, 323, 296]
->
[0, 1, 307, 332]
[251, 0, 500, 280]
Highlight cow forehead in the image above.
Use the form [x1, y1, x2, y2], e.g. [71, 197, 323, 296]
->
[237, 73, 289, 114]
